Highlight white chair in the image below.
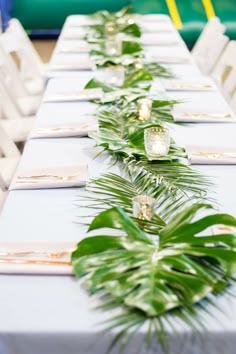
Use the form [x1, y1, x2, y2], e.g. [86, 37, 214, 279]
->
[0, 124, 20, 190]
[211, 41, 236, 100]
[7, 19, 48, 76]
[192, 17, 228, 74]
[0, 187, 7, 213]
[2, 24, 46, 95]
[0, 83, 35, 143]
[230, 92, 236, 113]
[0, 46, 41, 116]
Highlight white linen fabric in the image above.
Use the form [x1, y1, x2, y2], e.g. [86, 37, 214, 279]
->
[0, 13, 236, 354]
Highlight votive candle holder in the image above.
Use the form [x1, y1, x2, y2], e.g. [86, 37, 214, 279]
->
[144, 126, 170, 159]
[132, 195, 156, 221]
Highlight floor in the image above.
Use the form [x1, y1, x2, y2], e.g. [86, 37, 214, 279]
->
[32, 39, 57, 63]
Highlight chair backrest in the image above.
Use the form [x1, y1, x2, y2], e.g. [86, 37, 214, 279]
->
[230, 92, 236, 114]
[0, 123, 20, 158]
[192, 17, 228, 74]
[0, 42, 29, 98]
[6, 19, 45, 78]
[211, 41, 236, 98]
[0, 81, 22, 120]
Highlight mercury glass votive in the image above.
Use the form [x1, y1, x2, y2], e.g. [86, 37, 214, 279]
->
[132, 195, 156, 221]
[138, 98, 152, 121]
[104, 66, 125, 87]
[105, 37, 122, 56]
[134, 59, 144, 70]
[144, 127, 170, 159]
[105, 21, 116, 36]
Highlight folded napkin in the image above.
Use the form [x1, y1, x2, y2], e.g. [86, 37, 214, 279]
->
[10, 165, 88, 190]
[44, 88, 103, 103]
[67, 18, 100, 27]
[186, 145, 236, 164]
[58, 44, 91, 54]
[162, 79, 216, 91]
[142, 38, 180, 46]
[172, 109, 235, 123]
[150, 55, 192, 64]
[211, 225, 236, 235]
[0, 241, 76, 275]
[49, 60, 95, 71]
[62, 28, 87, 39]
[141, 23, 173, 33]
[30, 120, 99, 139]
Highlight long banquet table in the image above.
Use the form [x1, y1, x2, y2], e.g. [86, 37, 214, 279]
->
[0, 13, 236, 354]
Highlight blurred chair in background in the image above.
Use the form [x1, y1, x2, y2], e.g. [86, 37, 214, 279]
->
[192, 17, 229, 74]
[0, 123, 21, 191]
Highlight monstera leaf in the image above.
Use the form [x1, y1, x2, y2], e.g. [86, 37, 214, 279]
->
[72, 205, 236, 321]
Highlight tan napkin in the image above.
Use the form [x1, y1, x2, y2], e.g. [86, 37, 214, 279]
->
[30, 120, 99, 139]
[172, 109, 235, 123]
[10, 165, 88, 190]
[141, 23, 173, 33]
[58, 44, 91, 53]
[49, 60, 95, 71]
[62, 28, 87, 39]
[0, 241, 76, 275]
[162, 79, 216, 91]
[150, 55, 192, 64]
[186, 145, 236, 164]
[44, 88, 103, 103]
[141, 38, 179, 46]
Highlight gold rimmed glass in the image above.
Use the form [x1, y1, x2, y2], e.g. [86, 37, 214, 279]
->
[138, 98, 152, 121]
[104, 66, 125, 86]
[144, 127, 170, 159]
[132, 195, 156, 221]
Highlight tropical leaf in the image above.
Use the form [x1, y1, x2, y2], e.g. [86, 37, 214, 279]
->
[72, 206, 236, 351]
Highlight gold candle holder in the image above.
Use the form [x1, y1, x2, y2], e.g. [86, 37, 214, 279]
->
[104, 66, 125, 87]
[138, 98, 152, 121]
[105, 21, 116, 36]
[134, 59, 144, 70]
[132, 195, 156, 221]
[105, 37, 122, 56]
[144, 127, 170, 159]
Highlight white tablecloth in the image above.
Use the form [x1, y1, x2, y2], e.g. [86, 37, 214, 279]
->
[0, 14, 236, 354]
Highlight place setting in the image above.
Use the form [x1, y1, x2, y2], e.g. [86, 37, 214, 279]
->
[29, 118, 99, 139]
[186, 145, 236, 165]
[43, 87, 104, 103]
[161, 77, 217, 91]
[0, 241, 76, 275]
[9, 164, 88, 190]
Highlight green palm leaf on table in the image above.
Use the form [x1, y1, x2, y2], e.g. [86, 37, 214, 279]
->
[72, 205, 236, 352]
[84, 172, 200, 233]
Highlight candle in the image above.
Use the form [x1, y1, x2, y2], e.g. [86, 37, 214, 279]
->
[138, 98, 152, 121]
[144, 127, 170, 159]
[132, 195, 156, 221]
[134, 59, 143, 70]
[105, 66, 125, 87]
[105, 21, 116, 36]
[105, 37, 122, 56]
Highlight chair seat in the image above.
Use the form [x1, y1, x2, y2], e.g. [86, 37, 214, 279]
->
[1, 118, 35, 142]
[0, 157, 20, 188]
[17, 95, 41, 116]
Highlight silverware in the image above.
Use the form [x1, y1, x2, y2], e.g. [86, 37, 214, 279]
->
[0, 258, 72, 266]
[37, 124, 90, 133]
[178, 112, 233, 119]
[0, 247, 75, 259]
[192, 152, 236, 158]
[165, 83, 214, 90]
[16, 173, 81, 183]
